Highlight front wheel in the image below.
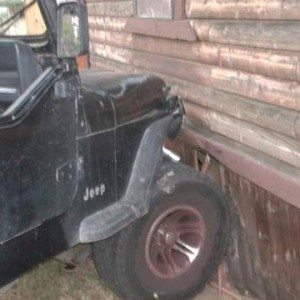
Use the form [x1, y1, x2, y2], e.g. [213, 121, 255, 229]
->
[92, 176, 231, 300]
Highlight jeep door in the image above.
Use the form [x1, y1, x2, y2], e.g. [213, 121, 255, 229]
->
[0, 65, 77, 244]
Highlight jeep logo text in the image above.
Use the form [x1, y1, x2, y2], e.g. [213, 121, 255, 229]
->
[83, 184, 106, 202]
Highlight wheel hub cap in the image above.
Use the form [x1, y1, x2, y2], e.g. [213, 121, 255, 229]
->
[145, 205, 206, 279]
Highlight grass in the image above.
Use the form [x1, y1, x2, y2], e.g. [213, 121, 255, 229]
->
[2, 259, 119, 300]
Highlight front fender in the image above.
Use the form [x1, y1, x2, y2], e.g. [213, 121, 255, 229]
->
[79, 113, 179, 243]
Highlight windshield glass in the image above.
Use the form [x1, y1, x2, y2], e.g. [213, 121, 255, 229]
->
[0, 0, 46, 36]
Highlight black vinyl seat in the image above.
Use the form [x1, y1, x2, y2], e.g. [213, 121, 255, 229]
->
[0, 40, 40, 110]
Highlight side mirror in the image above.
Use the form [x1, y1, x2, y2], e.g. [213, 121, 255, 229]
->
[57, 1, 89, 58]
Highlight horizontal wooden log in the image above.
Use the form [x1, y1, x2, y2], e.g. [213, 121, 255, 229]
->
[181, 123, 300, 210]
[186, 0, 300, 20]
[170, 79, 300, 140]
[87, 1, 133, 17]
[90, 29, 300, 82]
[90, 44, 300, 111]
[185, 103, 300, 168]
[194, 20, 300, 51]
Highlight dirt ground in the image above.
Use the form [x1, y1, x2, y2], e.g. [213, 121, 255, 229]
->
[2, 258, 237, 300]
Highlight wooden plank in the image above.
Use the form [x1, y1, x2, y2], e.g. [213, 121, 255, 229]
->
[194, 20, 300, 51]
[186, 0, 300, 20]
[24, 0, 46, 35]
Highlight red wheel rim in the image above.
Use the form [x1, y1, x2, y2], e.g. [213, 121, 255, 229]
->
[145, 205, 206, 279]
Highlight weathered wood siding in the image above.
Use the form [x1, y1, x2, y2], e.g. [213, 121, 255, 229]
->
[87, 1, 300, 299]
[87, 0, 300, 175]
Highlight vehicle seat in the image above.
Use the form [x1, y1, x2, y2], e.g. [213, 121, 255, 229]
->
[0, 40, 40, 111]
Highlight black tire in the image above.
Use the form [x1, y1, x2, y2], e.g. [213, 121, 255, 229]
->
[92, 176, 232, 300]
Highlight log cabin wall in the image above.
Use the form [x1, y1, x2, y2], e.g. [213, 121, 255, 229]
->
[87, 1, 300, 299]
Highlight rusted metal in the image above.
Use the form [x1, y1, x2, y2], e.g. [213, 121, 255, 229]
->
[76, 55, 89, 70]
[186, 0, 300, 20]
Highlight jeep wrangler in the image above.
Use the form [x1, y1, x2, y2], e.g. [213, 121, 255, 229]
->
[0, 1, 231, 299]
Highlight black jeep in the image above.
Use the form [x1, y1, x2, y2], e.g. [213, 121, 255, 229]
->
[0, 1, 231, 299]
